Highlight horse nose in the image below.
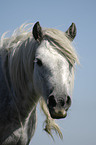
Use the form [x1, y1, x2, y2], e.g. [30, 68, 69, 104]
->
[48, 95, 71, 119]
[48, 95, 71, 108]
[47, 95, 72, 119]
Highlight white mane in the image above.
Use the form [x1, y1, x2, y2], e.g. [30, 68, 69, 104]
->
[0, 23, 32, 50]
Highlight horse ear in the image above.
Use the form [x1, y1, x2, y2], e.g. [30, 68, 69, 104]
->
[65, 23, 77, 41]
[32, 21, 43, 41]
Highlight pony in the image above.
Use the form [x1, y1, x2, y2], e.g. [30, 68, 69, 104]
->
[0, 21, 79, 145]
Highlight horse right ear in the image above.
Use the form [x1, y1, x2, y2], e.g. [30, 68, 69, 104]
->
[65, 23, 77, 41]
[32, 22, 43, 42]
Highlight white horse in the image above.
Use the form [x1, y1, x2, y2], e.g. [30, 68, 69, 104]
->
[0, 22, 79, 145]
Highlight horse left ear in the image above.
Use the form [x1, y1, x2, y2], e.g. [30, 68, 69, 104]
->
[32, 21, 43, 42]
[65, 23, 77, 41]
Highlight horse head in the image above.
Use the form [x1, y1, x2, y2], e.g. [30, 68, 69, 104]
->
[32, 22, 77, 119]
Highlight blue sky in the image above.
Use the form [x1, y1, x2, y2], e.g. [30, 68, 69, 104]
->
[0, 0, 96, 145]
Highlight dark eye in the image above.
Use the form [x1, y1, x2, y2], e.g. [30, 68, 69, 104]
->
[36, 58, 42, 67]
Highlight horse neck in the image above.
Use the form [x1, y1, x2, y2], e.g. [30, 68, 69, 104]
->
[8, 37, 39, 119]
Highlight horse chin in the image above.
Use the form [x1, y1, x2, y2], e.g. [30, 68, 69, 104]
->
[49, 108, 67, 119]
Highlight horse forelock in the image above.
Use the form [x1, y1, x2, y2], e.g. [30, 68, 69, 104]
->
[43, 28, 79, 66]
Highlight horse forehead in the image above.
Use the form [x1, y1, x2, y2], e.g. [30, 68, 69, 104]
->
[37, 40, 55, 55]
[37, 40, 67, 63]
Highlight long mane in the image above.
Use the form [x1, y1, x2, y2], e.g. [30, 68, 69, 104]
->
[0, 23, 79, 139]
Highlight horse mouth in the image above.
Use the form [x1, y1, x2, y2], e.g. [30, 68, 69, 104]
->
[49, 108, 67, 119]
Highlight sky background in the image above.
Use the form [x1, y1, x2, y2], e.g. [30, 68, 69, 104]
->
[0, 0, 96, 145]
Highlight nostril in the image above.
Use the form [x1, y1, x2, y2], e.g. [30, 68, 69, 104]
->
[48, 95, 56, 108]
[59, 99, 65, 107]
[66, 96, 71, 106]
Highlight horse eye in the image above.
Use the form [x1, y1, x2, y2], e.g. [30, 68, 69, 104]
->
[36, 58, 42, 66]
[69, 63, 73, 72]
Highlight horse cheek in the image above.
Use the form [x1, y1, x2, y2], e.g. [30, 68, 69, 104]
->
[33, 68, 43, 96]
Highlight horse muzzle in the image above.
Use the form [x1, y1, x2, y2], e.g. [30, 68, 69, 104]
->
[47, 94, 71, 119]
[49, 108, 67, 119]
